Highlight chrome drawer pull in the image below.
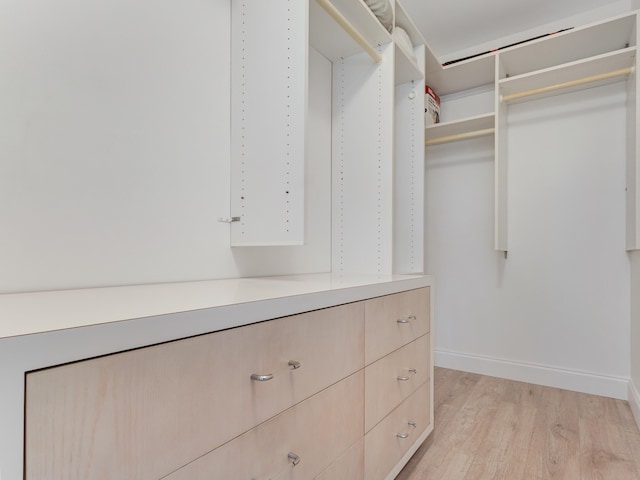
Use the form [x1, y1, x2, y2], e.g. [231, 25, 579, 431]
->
[397, 315, 416, 324]
[396, 421, 417, 439]
[251, 361, 301, 382]
[397, 369, 417, 381]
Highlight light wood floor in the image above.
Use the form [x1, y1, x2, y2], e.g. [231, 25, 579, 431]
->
[397, 367, 640, 480]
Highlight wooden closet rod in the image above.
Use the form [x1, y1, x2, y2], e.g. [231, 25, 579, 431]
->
[501, 66, 634, 103]
[425, 128, 495, 146]
[314, 0, 382, 63]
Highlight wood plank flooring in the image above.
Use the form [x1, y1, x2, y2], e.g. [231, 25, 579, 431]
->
[397, 368, 640, 480]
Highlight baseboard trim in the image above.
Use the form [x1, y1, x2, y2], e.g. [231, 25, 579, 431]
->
[630, 379, 640, 431]
[435, 348, 629, 400]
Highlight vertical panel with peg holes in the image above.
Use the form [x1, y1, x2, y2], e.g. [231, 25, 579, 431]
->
[394, 45, 426, 273]
[230, 0, 306, 246]
[332, 44, 395, 273]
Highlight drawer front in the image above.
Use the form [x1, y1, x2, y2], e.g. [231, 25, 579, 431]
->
[364, 381, 430, 480]
[365, 333, 430, 432]
[25, 302, 364, 480]
[365, 287, 430, 364]
[166, 371, 364, 480]
[314, 439, 364, 480]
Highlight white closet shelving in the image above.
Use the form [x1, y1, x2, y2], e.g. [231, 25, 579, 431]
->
[230, 0, 308, 246]
[309, 0, 391, 62]
[231, 0, 427, 272]
[425, 9, 640, 252]
[499, 48, 635, 103]
[425, 113, 495, 146]
[394, 1, 424, 85]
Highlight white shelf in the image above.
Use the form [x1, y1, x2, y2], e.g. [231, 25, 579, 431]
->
[393, 1, 425, 85]
[499, 12, 636, 78]
[499, 47, 636, 104]
[426, 113, 495, 146]
[309, 0, 392, 62]
[426, 51, 496, 96]
[394, 0, 426, 47]
[395, 43, 422, 85]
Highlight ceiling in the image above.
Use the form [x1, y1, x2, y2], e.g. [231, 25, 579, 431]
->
[400, 0, 631, 60]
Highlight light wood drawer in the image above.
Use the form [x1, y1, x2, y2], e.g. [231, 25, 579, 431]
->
[314, 439, 364, 480]
[166, 371, 364, 480]
[365, 287, 430, 365]
[364, 381, 430, 480]
[365, 333, 430, 432]
[25, 302, 364, 480]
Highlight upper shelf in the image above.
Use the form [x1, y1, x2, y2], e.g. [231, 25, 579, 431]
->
[498, 12, 637, 78]
[395, 43, 422, 85]
[394, 0, 426, 85]
[425, 11, 638, 98]
[499, 47, 637, 104]
[309, 0, 391, 62]
[426, 51, 495, 96]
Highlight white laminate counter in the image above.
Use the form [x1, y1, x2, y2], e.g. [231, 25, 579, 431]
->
[0, 273, 432, 480]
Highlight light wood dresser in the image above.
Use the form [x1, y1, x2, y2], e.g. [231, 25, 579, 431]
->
[0, 274, 433, 480]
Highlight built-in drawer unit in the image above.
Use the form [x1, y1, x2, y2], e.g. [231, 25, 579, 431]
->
[25, 302, 364, 480]
[165, 371, 364, 480]
[23, 282, 432, 480]
[364, 381, 431, 480]
[364, 287, 430, 365]
[365, 333, 431, 432]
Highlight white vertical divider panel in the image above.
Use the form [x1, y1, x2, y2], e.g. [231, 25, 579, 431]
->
[495, 54, 508, 253]
[230, 0, 307, 246]
[393, 45, 426, 273]
[627, 14, 639, 251]
[332, 44, 395, 274]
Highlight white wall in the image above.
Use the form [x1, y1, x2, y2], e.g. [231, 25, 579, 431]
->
[631, 251, 640, 422]
[0, 0, 332, 293]
[427, 82, 631, 398]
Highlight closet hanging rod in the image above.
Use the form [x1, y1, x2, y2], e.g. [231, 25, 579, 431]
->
[425, 128, 495, 146]
[501, 66, 634, 103]
[314, 0, 382, 63]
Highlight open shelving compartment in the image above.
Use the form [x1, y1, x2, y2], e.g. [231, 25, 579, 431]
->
[309, 0, 392, 63]
[423, 10, 640, 254]
[310, 0, 427, 275]
[393, 0, 427, 274]
[499, 47, 636, 104]
[425, 44, 497, 148]
[394, 0, 425, 85]
[425, 112, 495, 146]
[497, 12, 637, 104]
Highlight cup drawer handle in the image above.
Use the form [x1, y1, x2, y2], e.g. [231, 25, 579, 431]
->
[396, 421, 417, 439]
[397, 315, 416, 324]
[397, 368, 417, 381]
[250, 360, 301, 382]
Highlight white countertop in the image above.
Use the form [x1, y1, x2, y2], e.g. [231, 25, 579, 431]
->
[0, 273, 431, 340]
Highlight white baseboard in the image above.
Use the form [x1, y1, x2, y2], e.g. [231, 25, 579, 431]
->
[435, 348, 629, 400]
[630, 379, 640, 431]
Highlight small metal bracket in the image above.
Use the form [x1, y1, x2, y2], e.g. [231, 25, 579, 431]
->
[288, 452, 301, 467]
[218, 216, 240, 223]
